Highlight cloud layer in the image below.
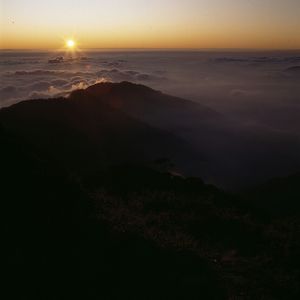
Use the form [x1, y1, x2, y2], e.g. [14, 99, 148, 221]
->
[0, 52, 166, 107]
[0, 50, 299, 136]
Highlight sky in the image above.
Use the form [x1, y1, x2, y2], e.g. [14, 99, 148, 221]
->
[1, 0, 300, 49]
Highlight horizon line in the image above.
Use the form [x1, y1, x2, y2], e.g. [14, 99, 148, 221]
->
[1, 47, 300, 52]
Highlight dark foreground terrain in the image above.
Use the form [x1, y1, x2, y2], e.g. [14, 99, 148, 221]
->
[1, 82, 300, 299]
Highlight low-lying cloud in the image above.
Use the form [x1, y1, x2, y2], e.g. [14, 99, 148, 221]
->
[1, 51, 299, 136]
[0, 60, 165, 108]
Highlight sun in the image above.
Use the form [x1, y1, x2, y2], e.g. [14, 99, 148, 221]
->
[66, 39, 75, 49]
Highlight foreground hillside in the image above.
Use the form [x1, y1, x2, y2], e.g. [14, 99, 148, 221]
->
[1, 82, 300, 299]
[2, 125, 299, 299]
[2, 127, 228, 299]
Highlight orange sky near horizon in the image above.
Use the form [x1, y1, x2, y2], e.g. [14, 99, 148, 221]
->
[1, 0, 300, 50]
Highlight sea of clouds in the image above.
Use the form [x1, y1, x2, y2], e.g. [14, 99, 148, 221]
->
[1, 50, 300, 134]
[0, 51, 166, 108]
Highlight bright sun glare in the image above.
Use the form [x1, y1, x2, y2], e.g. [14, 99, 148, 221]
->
[66, 39, 75, 48]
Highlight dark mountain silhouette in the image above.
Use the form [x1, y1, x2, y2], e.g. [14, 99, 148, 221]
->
[2, 81, 299, 188]
[76, 81, 220, 125]
[0, 84, 203, 181]
[1, 82, 300, 299]
[70, 82, 300, 188]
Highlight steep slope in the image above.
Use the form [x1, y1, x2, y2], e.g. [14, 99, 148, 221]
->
[1, 127, 226, 300]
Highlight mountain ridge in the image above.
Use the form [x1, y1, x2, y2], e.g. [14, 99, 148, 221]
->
[1, 81, 300, 189]
[0, 83, 204, 180]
